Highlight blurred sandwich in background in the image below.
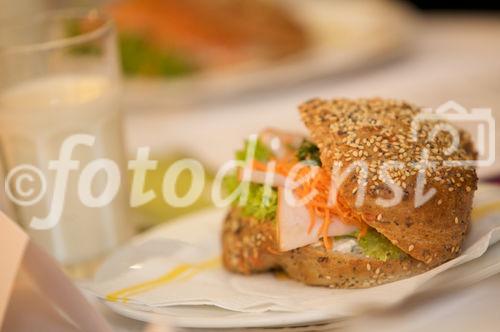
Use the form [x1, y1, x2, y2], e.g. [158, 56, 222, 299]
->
[106, 0, 310, 77]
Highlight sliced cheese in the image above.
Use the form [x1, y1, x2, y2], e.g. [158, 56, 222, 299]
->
[277, 189, 358, 251]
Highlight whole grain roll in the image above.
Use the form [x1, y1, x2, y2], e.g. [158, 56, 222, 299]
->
[299, 98, 478, 266]
[278, 242, 430, 288]
[222, 207, 431, 288]
[221, 97, 478, 288]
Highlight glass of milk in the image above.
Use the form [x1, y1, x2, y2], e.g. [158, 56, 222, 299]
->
[0, 8, 134, 275]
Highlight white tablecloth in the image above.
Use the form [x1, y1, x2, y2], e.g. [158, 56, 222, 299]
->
[125, 14, 500, 179]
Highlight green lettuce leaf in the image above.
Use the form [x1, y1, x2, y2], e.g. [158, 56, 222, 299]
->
[235, 138, 272, 162]
[119, 34, 197, 77]
[224, 139, 277, 220]
[355, 229, 407, 261]
[296, 139, 321, 166]
[241, 183, 278, 220]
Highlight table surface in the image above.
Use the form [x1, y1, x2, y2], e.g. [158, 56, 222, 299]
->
[108, 14, 500, 331]
[125, 14, 500, 178]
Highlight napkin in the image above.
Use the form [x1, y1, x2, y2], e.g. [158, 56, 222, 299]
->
[85, 184, 500, 318]
[0, 211, 28, 325]
[0, 210, 112, 331]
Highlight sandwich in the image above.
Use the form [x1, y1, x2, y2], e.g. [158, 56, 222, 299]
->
[107, 0, 309, 77]
[221, 98, 478, 288]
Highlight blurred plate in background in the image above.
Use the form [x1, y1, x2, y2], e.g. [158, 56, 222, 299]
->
[122, 0, 417, 109]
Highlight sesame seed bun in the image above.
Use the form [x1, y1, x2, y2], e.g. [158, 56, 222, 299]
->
[221, 98, 478, 288]
[222, 207, 430, 288]
[299, 98, 478, 266]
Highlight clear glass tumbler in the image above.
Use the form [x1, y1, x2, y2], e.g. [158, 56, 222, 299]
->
[0, 8, 133, 276]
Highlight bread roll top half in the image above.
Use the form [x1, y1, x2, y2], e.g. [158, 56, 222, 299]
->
[299, 98, 478, 265]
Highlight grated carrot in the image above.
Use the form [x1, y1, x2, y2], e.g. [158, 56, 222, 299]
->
[307, 205, 316, 234]
[248, 153, 369, 250]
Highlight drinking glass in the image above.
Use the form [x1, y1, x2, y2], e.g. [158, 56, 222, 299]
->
[0, 8, 133, 275]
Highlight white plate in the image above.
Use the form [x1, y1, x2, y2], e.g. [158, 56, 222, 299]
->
[123, 0, 417, 108]
[96, 209, 340, 328]
[106, 302, 339, 329]
[95, 198, 500, 328]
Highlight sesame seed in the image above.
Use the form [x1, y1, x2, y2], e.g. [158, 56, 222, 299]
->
[298, 98, 477, 194]
[376, 214, 383, 221]
[437, 199, 442, 205]
[366, 263, 371, 271]
[455, 217, 459, 224]
[408, 245, 415, 252]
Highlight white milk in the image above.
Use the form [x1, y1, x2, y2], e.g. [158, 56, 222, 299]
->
[0, 74, 132, 265]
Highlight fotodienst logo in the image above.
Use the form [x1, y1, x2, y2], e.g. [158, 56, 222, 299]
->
[1, 101, 495, 230]
[411, 100, 495, 167]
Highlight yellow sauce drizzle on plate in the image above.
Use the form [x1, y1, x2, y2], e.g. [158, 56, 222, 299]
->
[472, 201, 500, 222]
[106, 256, 220, 303]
